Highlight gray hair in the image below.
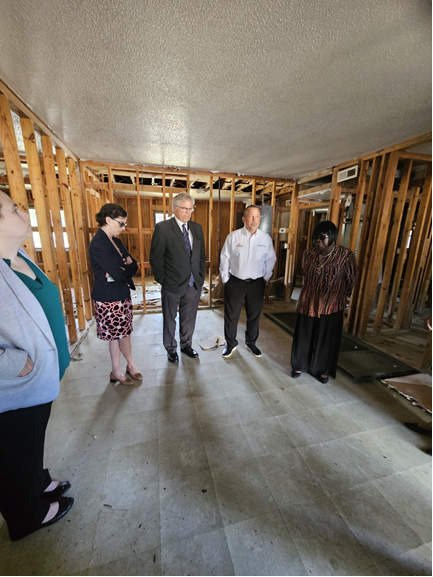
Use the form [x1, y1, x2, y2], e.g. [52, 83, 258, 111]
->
[243, 204, 261, 217]
[173, 192, 194, 206]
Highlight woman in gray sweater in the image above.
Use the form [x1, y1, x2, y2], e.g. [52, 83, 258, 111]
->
[0, 191, 73, 541]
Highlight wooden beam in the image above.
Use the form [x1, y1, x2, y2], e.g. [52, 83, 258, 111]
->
[41, 135, 77, 342]
[230, 178, 235, 233]
[327, 168, 342, 225]
[284, 184, 300, 300]
[20, 117, 58, 284]
[208, 176, 213, 307]
[348, 160, 369, 254]
[347, 156, 381, 334]
[387, 189, 420, 321]
[57, 147, 86, 331]
[136, 169, 146, 312]
[373, 159, 412, 331]
[358, 152, 399, 337]
[107, 166, 114, 203]
[297, 168, 333, 185]
[298, 183, 332, 197]
[69, 158, 93, 320]
[251, 179, 256, 204]
[395, 166, 432, 330]
[82, 160, 295, 185]
[398, 152, 432, 162]
[0, 94, 36, 260]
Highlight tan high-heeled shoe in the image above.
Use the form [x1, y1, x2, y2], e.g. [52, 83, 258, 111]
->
[126, 367, 143, 381]
[109, 372, 135, 386]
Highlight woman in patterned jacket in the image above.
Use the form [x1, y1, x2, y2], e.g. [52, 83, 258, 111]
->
[89, 203, 142, 386]
[290, 220, 357, 384]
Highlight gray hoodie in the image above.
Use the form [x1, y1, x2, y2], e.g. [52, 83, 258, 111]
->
[0, 248, 59, 413]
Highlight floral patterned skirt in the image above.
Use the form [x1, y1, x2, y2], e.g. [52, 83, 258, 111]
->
[94, 297, 133, 341]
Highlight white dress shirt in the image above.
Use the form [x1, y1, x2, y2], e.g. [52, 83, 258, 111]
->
[174, 215, 193, 249]
[220, 227, 277, 283]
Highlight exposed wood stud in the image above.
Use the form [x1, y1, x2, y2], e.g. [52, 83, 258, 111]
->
[70, 159, 93, 320]
[357, 152, 398, 337]
[348, 160, 368, 254]
[387, 188, 421, 321]
[136, 169, 146, 312]
[373, 159, 412, 331]
[208, 176, 213, 307]
[0, 93, 36, 260]
[57, 147, 86, 331]
[327, 168, 342, 226]
[20, 117, 58, 284]
[41, 135, 77, 342]
[395, 166, 432, 330]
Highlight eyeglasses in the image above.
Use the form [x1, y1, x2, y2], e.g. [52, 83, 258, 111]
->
[175, 206, 194, 213]
[113, 219, 127, 228]
[313, 233, 329, 241]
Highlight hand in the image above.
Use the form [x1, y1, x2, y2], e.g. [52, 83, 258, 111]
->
[123, 256, 133, 265]
[18, 356, 34, 377]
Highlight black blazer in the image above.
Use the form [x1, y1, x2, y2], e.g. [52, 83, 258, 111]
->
[150, 218, 206, 294]
[89, 228, 138, 302]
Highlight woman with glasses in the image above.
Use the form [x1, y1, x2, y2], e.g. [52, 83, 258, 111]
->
[290, 220, 357, 384]
[89, 203, 142, 385]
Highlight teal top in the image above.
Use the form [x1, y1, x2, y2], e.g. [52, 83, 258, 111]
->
[3, 254, 70, 380]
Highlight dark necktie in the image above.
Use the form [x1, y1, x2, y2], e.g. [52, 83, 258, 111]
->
[182, 224, 195, 287]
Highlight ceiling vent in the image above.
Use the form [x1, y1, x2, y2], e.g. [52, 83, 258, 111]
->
[337, 165, 358, 183]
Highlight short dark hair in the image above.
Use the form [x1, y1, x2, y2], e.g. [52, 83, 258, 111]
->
[243, 204, 261, 217]
[312, 220, 338, 245]
[95, 203, 127, 227]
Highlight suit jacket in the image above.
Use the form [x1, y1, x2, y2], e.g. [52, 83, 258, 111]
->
[0, 248, 60, 412]
[150, 218, 206, 294]
[89, 228, 138, 302]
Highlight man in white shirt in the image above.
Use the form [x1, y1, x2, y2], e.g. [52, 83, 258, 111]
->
[220, 205, 277, 358]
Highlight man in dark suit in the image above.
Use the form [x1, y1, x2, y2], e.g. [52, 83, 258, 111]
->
[150, 193, 206, 362]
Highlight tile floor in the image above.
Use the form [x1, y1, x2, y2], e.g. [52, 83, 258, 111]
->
[0, 308, 431, 576]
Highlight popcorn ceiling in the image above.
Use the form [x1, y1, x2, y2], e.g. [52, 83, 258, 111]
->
[0, 0, 430, 178]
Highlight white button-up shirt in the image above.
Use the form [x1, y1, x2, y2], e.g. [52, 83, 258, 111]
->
[174, 215, 193, 249]
[220, 227, 277, 283]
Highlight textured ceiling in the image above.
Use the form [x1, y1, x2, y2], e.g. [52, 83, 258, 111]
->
[0, 0, 431, 179]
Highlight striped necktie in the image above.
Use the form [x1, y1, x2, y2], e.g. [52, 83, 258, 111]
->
[182, 224, 195, 287]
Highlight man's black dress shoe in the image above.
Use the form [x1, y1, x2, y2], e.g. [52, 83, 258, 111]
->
[181, 346, 199, 358]
[42, 480, 71, 502]
[167, 351, 179, 363]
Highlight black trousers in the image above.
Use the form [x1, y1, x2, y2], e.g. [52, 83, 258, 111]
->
[161, 285, 201, 352]
[224, 276, 266, 348]
[0, 402, 52, 541]
[290, 310, 344, 378]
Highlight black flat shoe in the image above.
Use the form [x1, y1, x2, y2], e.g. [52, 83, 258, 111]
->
[41, 496, 74, 529]
[167, 351, 179, 363]
[291, 370, 302, 378]
[181, 346, 199, 358]
[42, 480, 71, 502]
[317, 375, 329, 384]
[11, 496, 75, 541]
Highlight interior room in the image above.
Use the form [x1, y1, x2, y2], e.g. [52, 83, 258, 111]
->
[0, 0, 431, 575]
